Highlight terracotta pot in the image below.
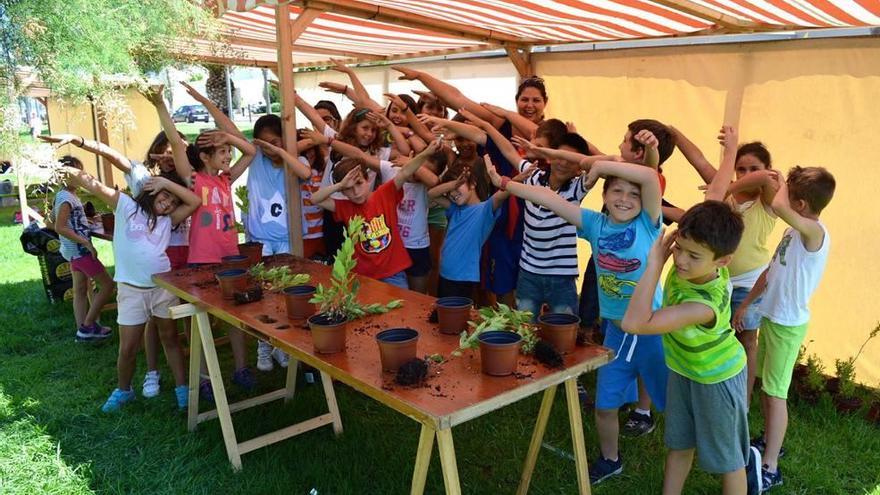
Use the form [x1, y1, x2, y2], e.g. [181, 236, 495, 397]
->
[101, 213, 115, 234]
[215, 269, 248, 300]
[436, 297, 472, 335]
[478, 330, 522, 376]
[538, 313, 580, 354]
[799, 387, 822, 405]
[376, 328, 419, 372]
[221, 255, 251, 271]
[866, 402, 880, 425]
[239, 242, 263, 266]
[284, 285, 316, 320]
[308, 313, 348, 354]
[833, 395, 864, 414]
[792, 364, 808, 381]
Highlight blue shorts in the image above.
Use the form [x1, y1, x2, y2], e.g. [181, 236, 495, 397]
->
[595, 319, 668, 411]
[515, 270, 578, 322]
[380, 271, 409, 290]
[731, 286, 762, 331]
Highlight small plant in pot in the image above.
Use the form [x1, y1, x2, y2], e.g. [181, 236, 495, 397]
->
[792, 339, 813, 386]
[801, 353, 826, 404]
[452, 304, 538, 376]
[308, 216, 403, 354]
[832, 357, 863, 414]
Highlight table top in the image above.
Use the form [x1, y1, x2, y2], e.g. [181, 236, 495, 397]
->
[154, 255, 612, 428]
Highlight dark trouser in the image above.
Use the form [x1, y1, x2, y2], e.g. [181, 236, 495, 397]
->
[578, 256, 600, 329]
[322, 210, 344, 260]
[438, 276, 477, 300]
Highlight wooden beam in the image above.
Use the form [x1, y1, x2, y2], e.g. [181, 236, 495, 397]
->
[505, 46, 533, 78]
[290, 8, 321, 41]
[650, 0, 769, 31]
[181, 53, 278, 69]
[276, 4, 305, 257]
[296, 0, 525, 44]
[290, 43, 501, 69]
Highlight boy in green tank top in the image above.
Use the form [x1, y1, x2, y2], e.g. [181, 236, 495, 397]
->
[623, 201, 761, 495]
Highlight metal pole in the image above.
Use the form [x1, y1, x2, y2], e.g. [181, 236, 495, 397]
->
[263, 68, 271, 114]
[225, 66, 234, 119]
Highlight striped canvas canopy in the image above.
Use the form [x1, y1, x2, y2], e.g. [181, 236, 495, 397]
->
[210, 0, 880, 68]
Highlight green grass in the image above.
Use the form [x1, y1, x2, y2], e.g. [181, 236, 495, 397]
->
[0, 214, 878, 494]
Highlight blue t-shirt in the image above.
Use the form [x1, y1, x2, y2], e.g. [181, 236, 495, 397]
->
[577, 209, 663, 320]
[246, 148, 288, 242]
[53, 189, 90, 260]
[440, 199, 501, 283]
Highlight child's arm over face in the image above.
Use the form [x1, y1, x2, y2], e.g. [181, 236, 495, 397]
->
[142, 176, 200, 227]
[394, 140, 440, 189]
[727, 170, 780, 208]
[294, 93, 328, 134]
[461, 108, 525, 171]
[58, 167, 120, 209]
[253, 139, 311, 180]
[485, 159, 583, 229]
[704, 125, 738, 202]
[588, 160, 663, 223]
[769, 172, 825, 251]
[622, 231, 716, 335]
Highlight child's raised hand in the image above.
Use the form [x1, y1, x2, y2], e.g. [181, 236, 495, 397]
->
[318, 81, 348, 94]
[584, 165, 603, 189]
[301, 128, 328, 145]
[458, 107, 485, 126]
[328, 59, 353, 74]
[634, 129, 659, 150]
[179, 81, 204, 101]
[566, 121, 578, 133]
[39, 134, 77, 148]
[148, 154, 175, 170]
[718, 125, 738, 151]
[338, 167, 361, 188]
[253, 139, 280, 152]
[139, 84, 165, 105]
[732, 306, 747, 333]
[484, 156, 503, 188]
[649, 228, 676, 266]
[510, 135, 540, 156]
[196, 130, 228, 148]
[391, 65, 419, 81]
[384, 93, 407, 111]
[142, 176, 170, 193]
[366, 111, 391, 129]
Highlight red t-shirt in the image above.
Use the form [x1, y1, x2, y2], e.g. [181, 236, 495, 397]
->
[334, 181, 412, 279]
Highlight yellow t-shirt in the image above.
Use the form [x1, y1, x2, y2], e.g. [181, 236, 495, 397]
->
[726, 197, 777, 276]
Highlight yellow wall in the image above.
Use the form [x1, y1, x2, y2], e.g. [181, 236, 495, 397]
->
[47, 89, 160, 188]
[535, 37, 880, 386]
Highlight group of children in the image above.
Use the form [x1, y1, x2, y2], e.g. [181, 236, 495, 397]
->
[46, 65, 836, 494]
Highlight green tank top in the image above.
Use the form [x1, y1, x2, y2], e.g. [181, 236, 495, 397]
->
[662, 266, 746, 384]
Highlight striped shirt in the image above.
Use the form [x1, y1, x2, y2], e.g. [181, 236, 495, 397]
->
[517, 160, 589, 277]
[299, 156, 324, 240]
[662, 266, 746, 384]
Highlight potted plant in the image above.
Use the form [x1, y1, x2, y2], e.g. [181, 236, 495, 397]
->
[792, 339, 812, 386]
[832, 357, 863, 413]
[801, 353, 826, 404]
[537, 313, 580, 354]
[452, 304, 538, 376]
[308, 216, 402, 353]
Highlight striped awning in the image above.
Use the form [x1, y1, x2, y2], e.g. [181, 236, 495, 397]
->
[212, 0, 880, 68]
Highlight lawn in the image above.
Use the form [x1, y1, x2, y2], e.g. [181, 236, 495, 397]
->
[0, 210, 878, 494]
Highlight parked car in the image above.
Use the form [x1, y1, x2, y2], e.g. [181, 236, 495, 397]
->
[172, 104, 210, 123]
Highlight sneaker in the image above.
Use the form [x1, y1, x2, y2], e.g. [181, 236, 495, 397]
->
[174, 385, 188, 410]
[142, 370, 160, 398]
[622, 410, 655, 437]
[588, 454, 623, 484]
[233, 367, 256, 392]
[256, 341, 274, 372]
[272, 348, 290, 368]
[101, 388, 135, 412]
[199, 379, 215, 404]
[750, 434, 786, 459]
[760, 465, 783, 492]
[747, 446, 763, 495]
[76, 322, 112, 341]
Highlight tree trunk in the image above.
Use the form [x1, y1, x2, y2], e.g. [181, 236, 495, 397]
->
[204, 64, 228, 115]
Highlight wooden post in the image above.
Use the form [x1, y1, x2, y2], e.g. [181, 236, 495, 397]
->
[505, 46, 533, 79]
[276, 4, 304, 256]
[276, 6, 320, 256]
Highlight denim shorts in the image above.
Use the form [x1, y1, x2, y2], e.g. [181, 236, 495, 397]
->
[595, 319, 668, 411]
[731, 286, 762, 331]
[380, 271, 409, 290]
[260, 239, 290, 256]
[515, 270, 578, 322]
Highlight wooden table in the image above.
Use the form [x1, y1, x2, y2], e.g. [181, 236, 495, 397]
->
[154, 255, 612, 494]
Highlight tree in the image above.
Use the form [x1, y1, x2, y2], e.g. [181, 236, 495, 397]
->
[0, 0, 221, 157]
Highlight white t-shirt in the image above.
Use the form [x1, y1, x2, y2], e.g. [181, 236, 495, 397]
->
[112, 194, 172, 288]
[379, 161, 429, 249]
[758, 223, 830, 326]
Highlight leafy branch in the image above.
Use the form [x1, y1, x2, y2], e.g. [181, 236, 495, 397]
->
[309, 215, 402, 321]
[451, 303, 537, 357]
[249, 263, 309, 292]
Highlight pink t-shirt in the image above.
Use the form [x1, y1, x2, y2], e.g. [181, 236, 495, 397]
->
[187, 171, 239, 264]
